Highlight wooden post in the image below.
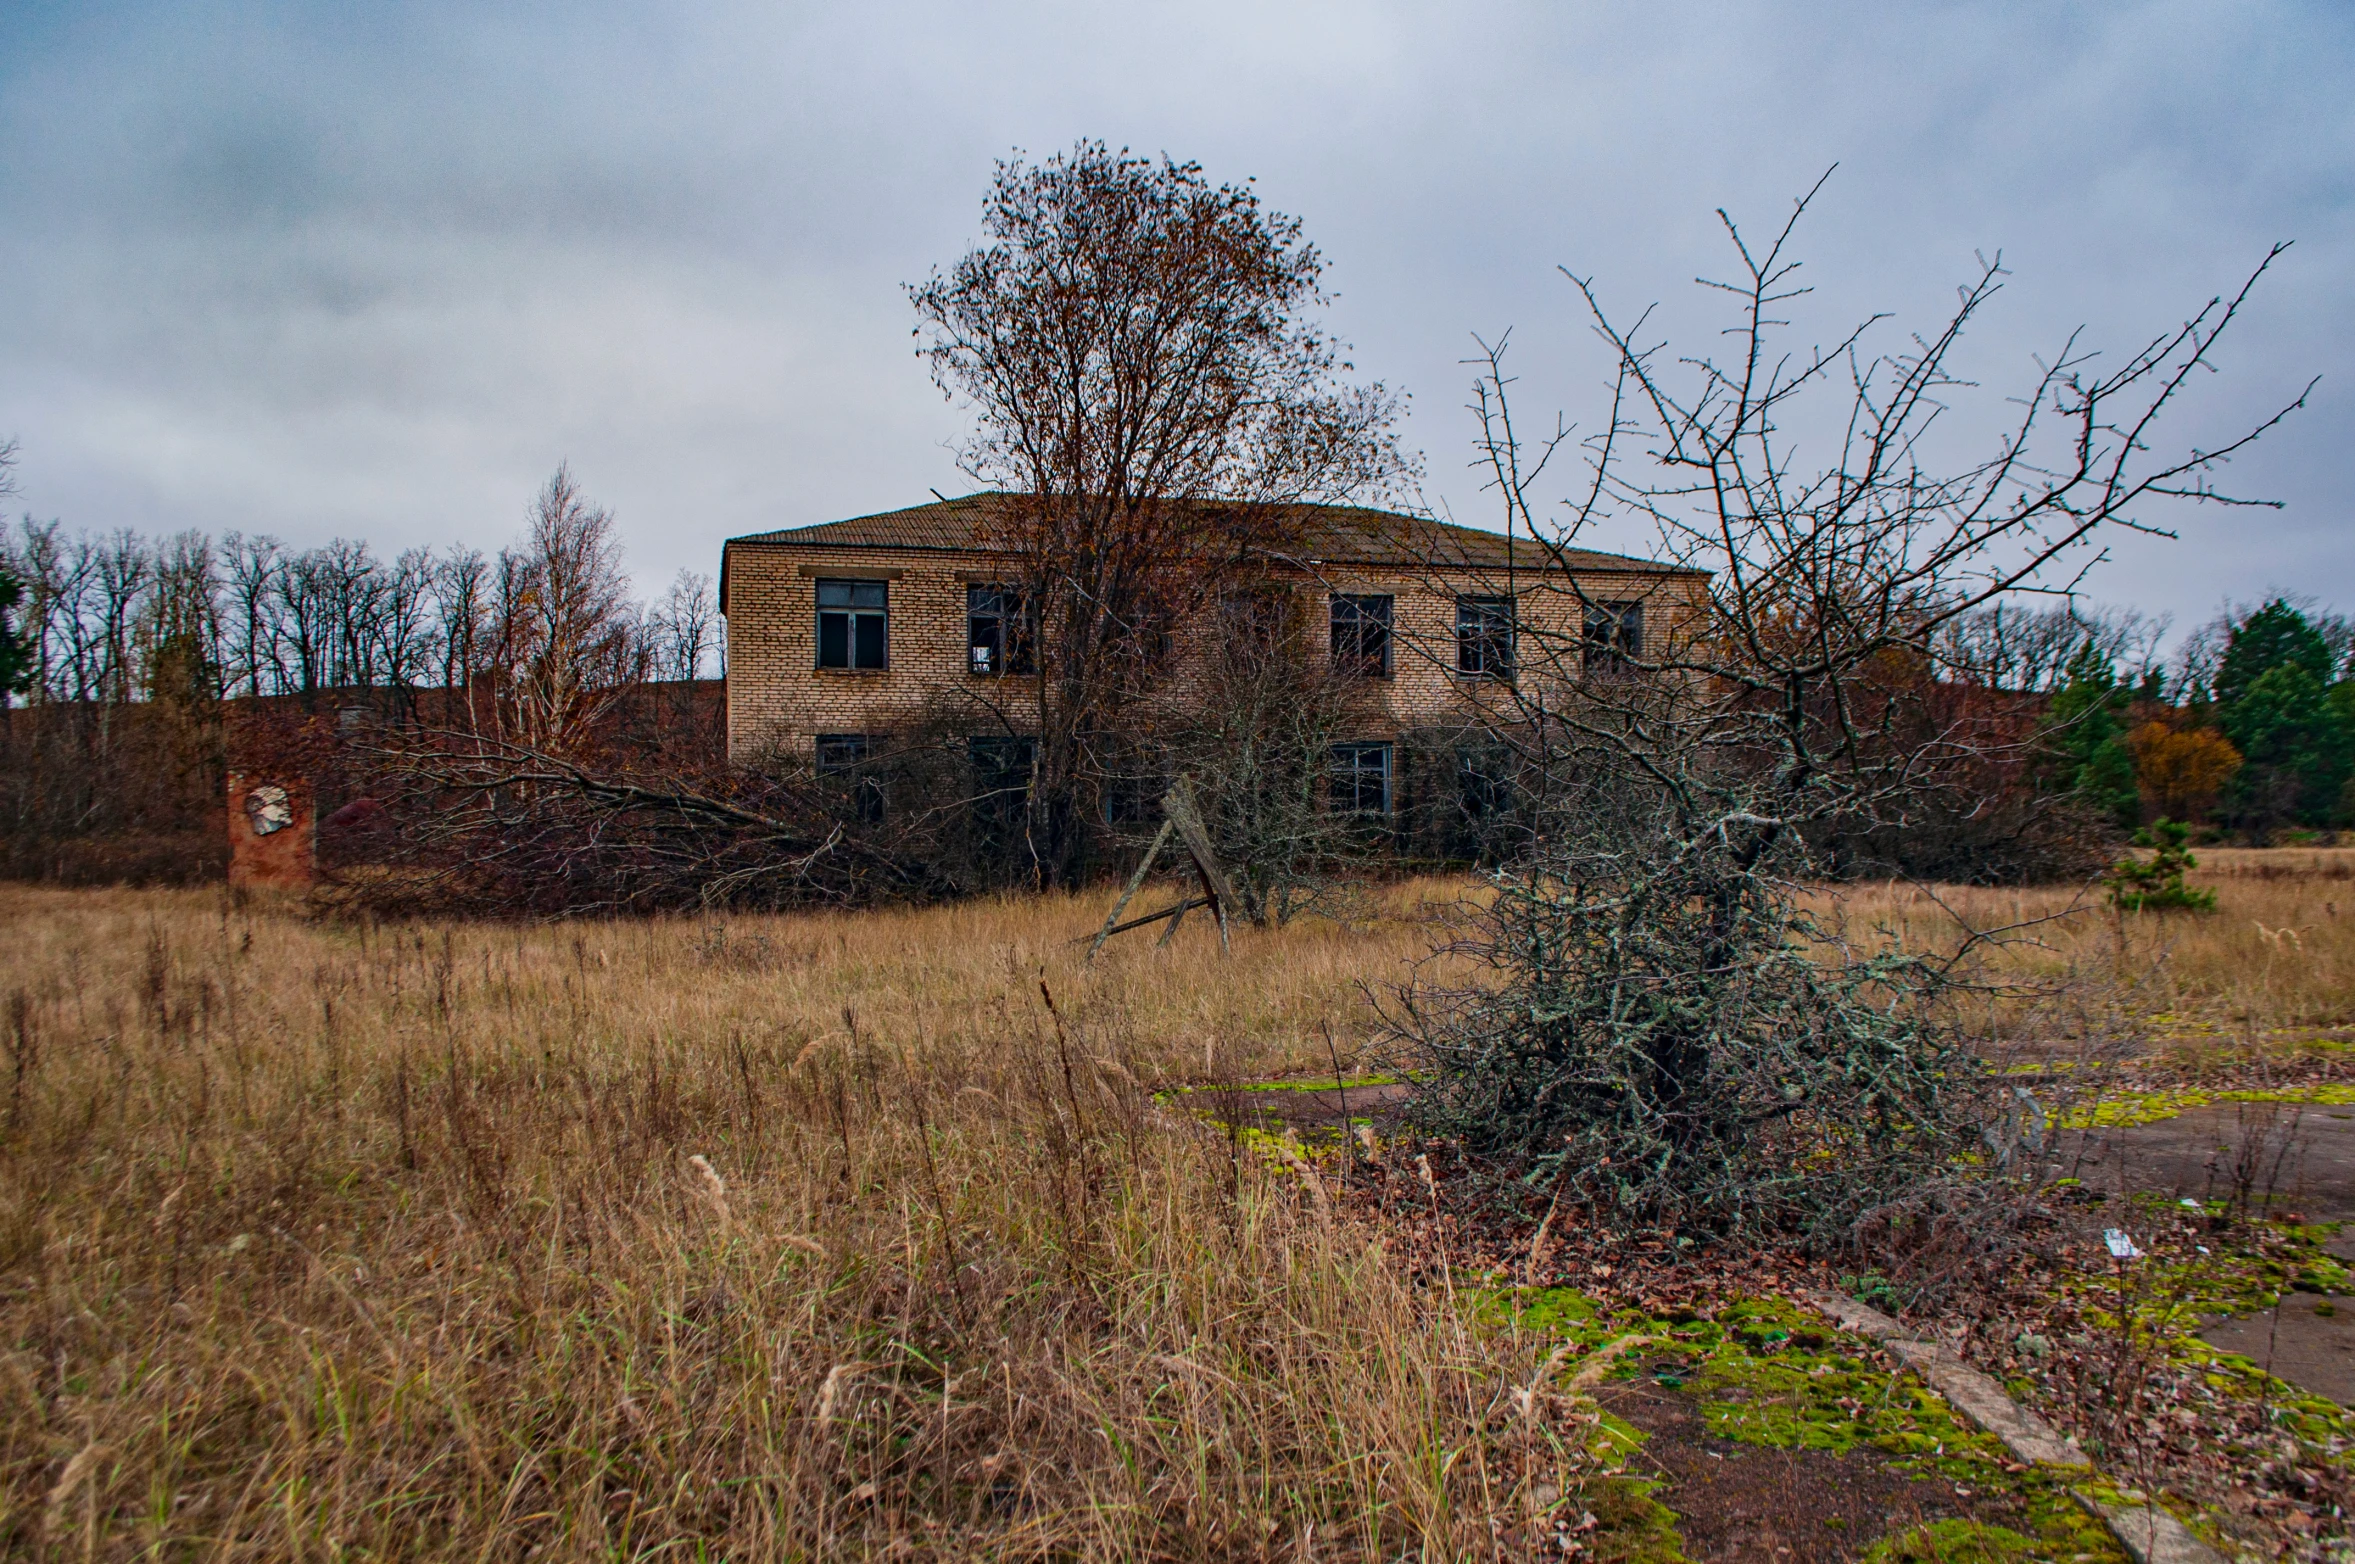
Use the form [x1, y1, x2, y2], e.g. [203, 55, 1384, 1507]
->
[1086, 817, 1174, 964]
[1162, 779, 1236, 955]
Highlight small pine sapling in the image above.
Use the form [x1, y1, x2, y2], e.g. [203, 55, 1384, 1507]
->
[2105, 818, 2216, 912]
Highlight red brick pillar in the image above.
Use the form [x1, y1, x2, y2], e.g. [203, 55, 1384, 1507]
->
[227, 773, 316, 890]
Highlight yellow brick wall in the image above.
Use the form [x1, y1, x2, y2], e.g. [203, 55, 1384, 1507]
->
[721, 542, 1704, 766]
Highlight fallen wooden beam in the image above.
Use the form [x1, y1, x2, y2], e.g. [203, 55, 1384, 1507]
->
[1080, 895, 1209, 943]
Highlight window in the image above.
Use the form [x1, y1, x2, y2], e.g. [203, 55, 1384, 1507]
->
[816, 733, 884, 823]
[1329, 742, 1393, 816]
[1330, 594, 1393, 678]
[1100, 744, 1168, 828]
[969, 735, 1036, 831]
[966, 584, 1036, 676]
[1583, 600, 1644, 675]
[1456, 596, 1515, 678]
[815, 579, 888, 670]
[1218, 588, 1292, 650]
[1456, 745, 1514, 822]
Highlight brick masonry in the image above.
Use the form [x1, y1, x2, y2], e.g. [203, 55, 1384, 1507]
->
[720, 539, 1705, 768]
[226, 772, 316, 891]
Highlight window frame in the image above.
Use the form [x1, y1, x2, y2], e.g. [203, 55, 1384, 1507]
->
[1328, 741, 1394, 817]
[1329, 593, 1395, 679]
[968, 734, 1037, 816]
[1455, 595, 1516, 680]
[814, 578, 889, 671]
[965, 583, 1037, 677]
[815, 732, 885, 824]
[1582, 599, 1645, 676]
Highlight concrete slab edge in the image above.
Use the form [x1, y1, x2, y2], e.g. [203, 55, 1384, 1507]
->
[2073, 1491, 2233, 1564]
[1799, 1291, 2226, 1564]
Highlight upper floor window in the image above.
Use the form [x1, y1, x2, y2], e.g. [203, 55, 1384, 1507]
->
[1583, 600, 1644, 675]
[816, 579, 888, 670]
[967, 584, 1036, 676]
[1330, 594, 1393, 678]
[1218, 588, 1292, 650]
[1456, 595, 1515, 679]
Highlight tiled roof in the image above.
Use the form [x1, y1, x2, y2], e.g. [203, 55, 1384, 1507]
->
[724, 492, 1697, 576]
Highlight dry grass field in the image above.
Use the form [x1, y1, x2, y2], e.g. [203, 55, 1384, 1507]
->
[1, 848, 2347, 1559]
[0, 878, 1571, 1561]
[1825, 847, 2355, 1060]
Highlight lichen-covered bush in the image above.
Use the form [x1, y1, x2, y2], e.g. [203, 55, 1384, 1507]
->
[1397, 783, 1994, 1245]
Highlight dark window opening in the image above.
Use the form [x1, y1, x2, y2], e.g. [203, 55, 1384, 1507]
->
[1103, 771, 1166, 829]
[1329, 742, 1394, 816]
[1456, 745, 1514, 821]
[1330, 594, 1393, 678]
[1456, 596, 1515, 679]
[816, 579, 888, 670]
[967, 584, 1036, 676]
[816, 733, 885, 824]
[1219, 588, 1294, 651]
[969, 735, 1036, 832]
[1583, 600, 1644, 675]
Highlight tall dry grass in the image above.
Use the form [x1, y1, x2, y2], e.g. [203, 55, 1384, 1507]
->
[1824, 847, 2355, 1056]
[0, 880, 1583, 1561]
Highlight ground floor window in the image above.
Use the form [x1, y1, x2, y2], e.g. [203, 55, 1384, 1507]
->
[1456, 744, 1514, 820]
[815, 733, 885, 823]
[969, 735, 1036, 831]
[1329, 741, 1394, 816]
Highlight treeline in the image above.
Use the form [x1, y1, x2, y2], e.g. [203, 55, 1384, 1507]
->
[0, 467, 724, 883]
[1938, 598, 2355, 841]
[3, 469, 721, 710]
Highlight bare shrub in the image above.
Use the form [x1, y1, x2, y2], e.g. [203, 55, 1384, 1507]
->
[1402, 180, 2302, 1241]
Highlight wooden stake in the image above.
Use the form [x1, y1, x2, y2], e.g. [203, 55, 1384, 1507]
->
[1162, 779, 1236, 955]
[1085, 817, 1174, 964]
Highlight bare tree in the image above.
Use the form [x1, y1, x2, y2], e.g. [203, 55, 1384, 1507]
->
[495, 465, 647, 756]
[650, 569, 720, 684]
[909, 142, 1411, 885]
[1399, 182, 2306, 1241]
[0, 446, 28, 700]
[1934, 601, 2170, 693]
[1157, 586, 1370, 925]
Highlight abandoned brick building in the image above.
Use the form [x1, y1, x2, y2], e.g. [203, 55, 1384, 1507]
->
[718, 492, 1702, 849]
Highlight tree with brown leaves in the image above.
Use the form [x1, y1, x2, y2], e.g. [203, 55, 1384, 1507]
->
[908, 141, 1411, 885]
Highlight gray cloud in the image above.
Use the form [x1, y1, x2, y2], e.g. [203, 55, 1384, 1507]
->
[2, 0, 2347, 634]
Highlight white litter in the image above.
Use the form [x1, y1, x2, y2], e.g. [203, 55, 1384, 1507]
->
[2104, 1229, 2144, 1259]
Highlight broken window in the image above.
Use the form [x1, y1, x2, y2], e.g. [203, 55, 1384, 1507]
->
[815, 579, 888, 670]
[1330, 594, 1393, 678]
[966, 584, 1036, 676]
[1329, 742, 1394, 816]
[1455, 596, 1515, 679]
[815, 733, 885, 823]
[1583, 600, 1644, 675]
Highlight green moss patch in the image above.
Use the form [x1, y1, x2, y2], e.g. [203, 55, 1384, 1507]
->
[1863, 1518, 2044, 1562]
[2058, 1081, 2355, 1128]
[1485, 1289, 2130, 1563]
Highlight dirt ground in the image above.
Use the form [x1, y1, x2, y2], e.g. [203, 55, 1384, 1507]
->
[1595, 1377, 2022, 1564]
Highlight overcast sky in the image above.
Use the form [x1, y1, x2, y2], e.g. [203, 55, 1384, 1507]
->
[2, 1, 2347, 637]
